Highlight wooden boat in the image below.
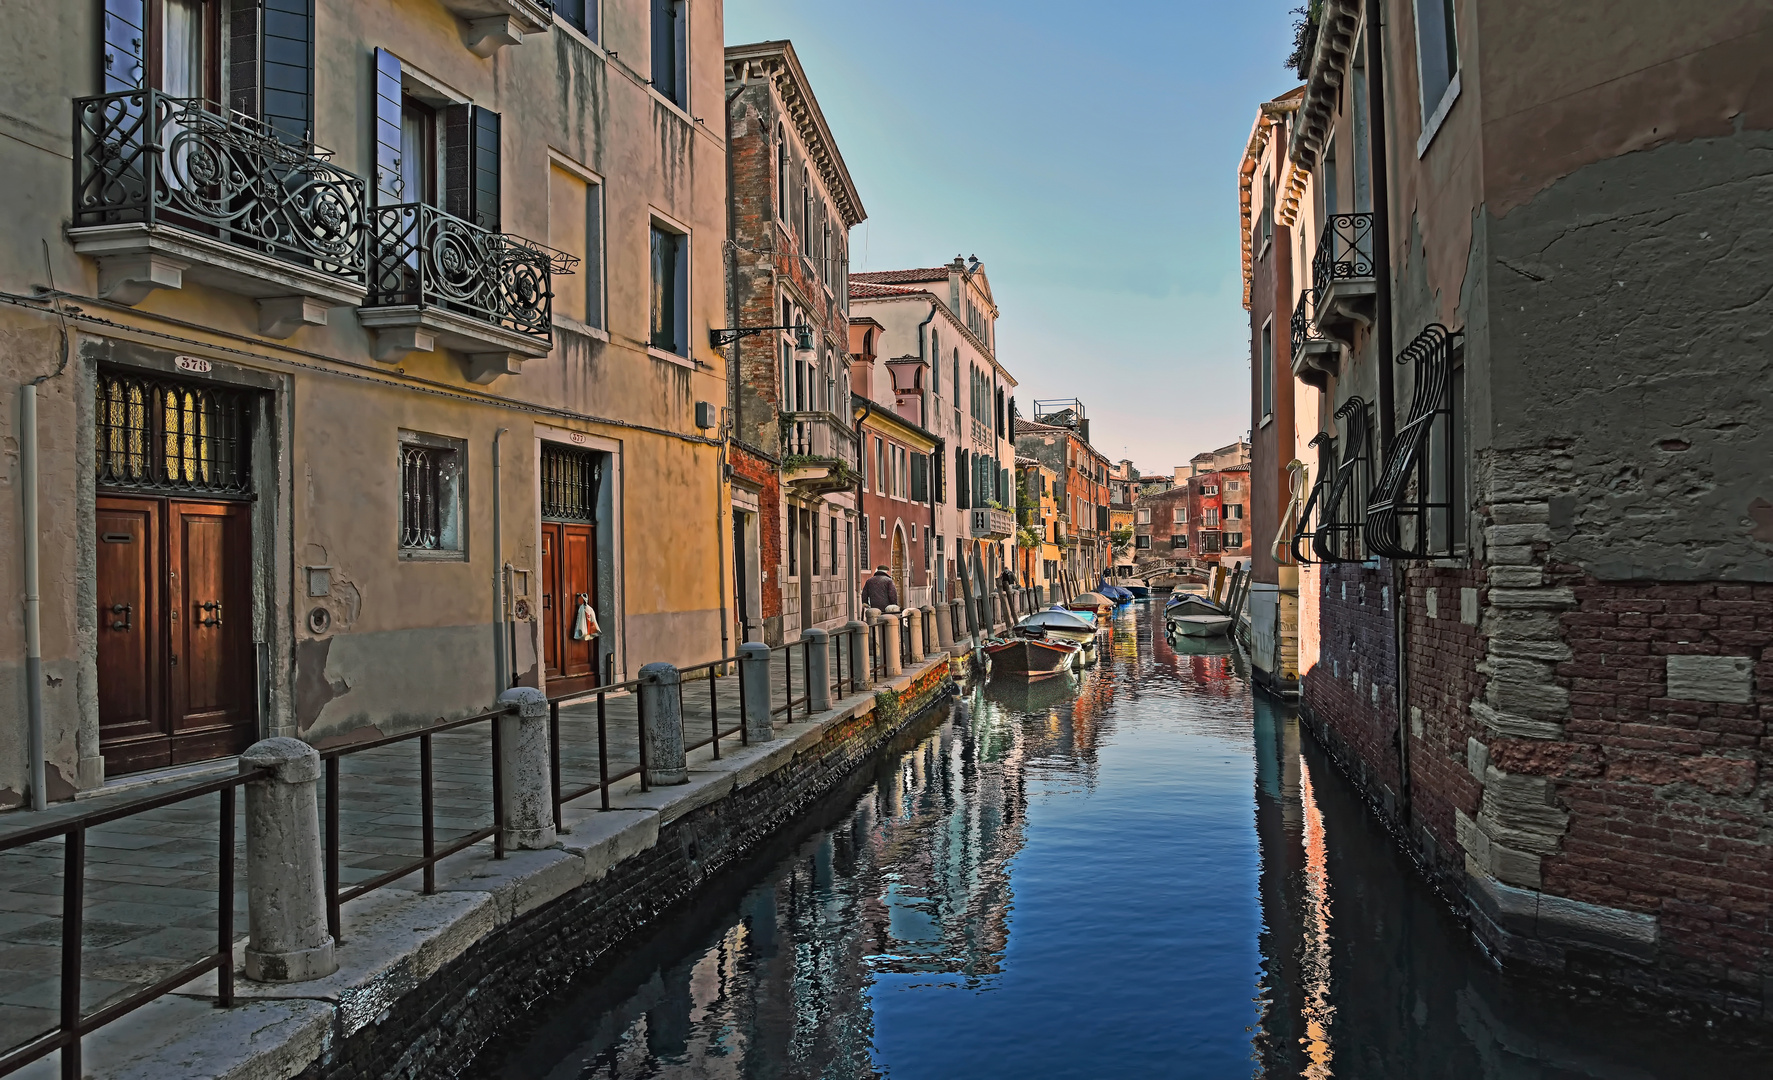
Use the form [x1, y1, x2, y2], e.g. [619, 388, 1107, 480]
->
[1165, 590, 1224, 619]
[1165, 627, 1234, 656]
[1123, 579, 1151, 599]
[1170, 613, 1234, 638]
[1018, 607, 1096, 645]
[1067, 591, 1113, 616]
[985, 632, 1080, 679]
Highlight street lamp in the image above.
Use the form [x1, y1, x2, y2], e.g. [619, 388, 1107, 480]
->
[710, 323, 815, 352]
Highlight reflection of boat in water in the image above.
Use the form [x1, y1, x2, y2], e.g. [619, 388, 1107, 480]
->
[983, 670, 1078, 714]
[985, 632, 1079, 679]
[1166, 625, 1235, 655]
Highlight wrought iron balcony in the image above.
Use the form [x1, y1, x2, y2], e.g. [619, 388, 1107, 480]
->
[970, 507, 1015, 541]
[781, 411, 860, 495]
[71, 89, 369, 334]
[1310, 212, 1376, 346]
[1289, 286, 1339, 388]
[361, 203, 576, 383]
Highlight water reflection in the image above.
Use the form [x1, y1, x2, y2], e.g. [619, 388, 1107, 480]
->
[474, 605, 1763, 1080]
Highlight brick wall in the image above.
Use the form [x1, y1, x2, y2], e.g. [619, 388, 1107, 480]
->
[1298, 560, 1402, 816]
[730, 445, 781, 624]
[1402, 564, 1487, 884]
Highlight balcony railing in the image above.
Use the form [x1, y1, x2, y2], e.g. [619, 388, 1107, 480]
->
[368, 203, 573, 344]
[971, 417, 993, 448]
[971, 507, 1014, 540]
[1311, 212, 1374, 292]
[781, 411, 859, 473]
[73, 89, 369, 285]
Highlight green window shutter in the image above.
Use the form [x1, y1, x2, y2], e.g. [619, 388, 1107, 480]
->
[471, 107, 502, 231]
[911, 454, 928, 503]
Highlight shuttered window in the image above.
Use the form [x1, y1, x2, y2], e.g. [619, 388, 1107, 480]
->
[373, 48, 404, 204]
[103, 0, 147, 91]
[650, 0, 685, 108]
[260, 0, 314, 143]
[444, 105, 501, 228]
[556, 0, 597, 40]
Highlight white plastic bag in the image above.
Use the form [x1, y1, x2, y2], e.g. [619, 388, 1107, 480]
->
[571, 595, 601, 641]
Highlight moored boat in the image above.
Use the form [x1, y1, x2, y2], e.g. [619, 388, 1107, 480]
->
[1165, 590, 1224, 620]
[1123, 579, 1151, 599]
[985, 632, 1080, 679]
[1067, 591, 1113, 616]
[1170, 613, 1233, 638]
[1017, 607, 1097, 645]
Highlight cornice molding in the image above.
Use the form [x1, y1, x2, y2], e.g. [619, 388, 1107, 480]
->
[1282, 0, 1364, 227]
[726, 42, 866, 229]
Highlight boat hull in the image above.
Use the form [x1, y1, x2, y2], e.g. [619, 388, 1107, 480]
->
[986, 637, 1079, 678]
[1171, 614, 1233, 638]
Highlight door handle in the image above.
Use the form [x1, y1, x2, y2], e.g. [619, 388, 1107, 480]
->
[109, 602, 132, 632]
[198, 601, 223, 628]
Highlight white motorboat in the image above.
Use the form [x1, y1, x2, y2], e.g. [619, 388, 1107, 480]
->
[1170, 613, 1233, 638]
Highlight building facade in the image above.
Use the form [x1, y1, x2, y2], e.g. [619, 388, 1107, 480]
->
[1015, 457, 1061, 591]
[853, 393, 937, 607]
[849, 259, 1018, 609]
[1015, 403, 1112, 585]
[1258, 0, 1772, 1014]
[724, 39, 865, 645]
[0, 0, 734, 802]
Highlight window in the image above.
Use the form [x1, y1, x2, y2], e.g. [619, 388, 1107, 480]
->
[1227, 504, 1243, 519]
[549, 161, 604, 329]
[1227, 480, 1241, 492]
[788, 504, 798, 576]
[1135, 535, 1151, 550]
[800, 168, 811, 256]
[399, 430, 465, 557]
[555, 0, 597, 40]
[1202, 485, 1218, 496]
[1260, 321, 1273, 419]
[875, 437, 886, 494]
[1170, 535, 1188, 550]
[1225, 532, 1244, 549]
[830, 512, 839, 577]
[1259, 166, 1274, 246]
[1199, 533, 1220, 554]
[930, 331, 940, 392]
[1414, 0, 1459, 125]
[860, 515, 868, 566]
[880, 517, 887, 539]
[1136, 508, 1150, 525]
[649, 222, 686, 355]
[1204, 507, 1220, 527]
[541, 442, 599, 522]
[650, 0, 686, 108]
[776, 126, 788, 220]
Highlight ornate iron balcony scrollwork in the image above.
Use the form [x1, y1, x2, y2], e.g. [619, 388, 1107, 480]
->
[74, 89, 369, 282]
[368, 203, 578, 343]
[1366, 323, 1462, 559]
[1313, 397, 1372, 564]
[1311, 212, 1374, 292]
[1290, 430, 1337, 565]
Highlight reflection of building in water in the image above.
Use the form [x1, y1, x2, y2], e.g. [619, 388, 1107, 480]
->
[1251, 696, 1321, 1077]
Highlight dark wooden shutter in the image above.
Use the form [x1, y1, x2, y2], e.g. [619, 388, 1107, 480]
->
[472, 108, 502, 230]
[911, 455, 928, 503]
[956, 449, 969, 510]
[227, 0, 260, 118]
[261, 0, 314, 144]
[651, 0, 682, 105]
[103, 0, 146, 92]
[446, 105, 500, 229]
[373, 48, 403, 205]
[1097, 505, 1109, 532]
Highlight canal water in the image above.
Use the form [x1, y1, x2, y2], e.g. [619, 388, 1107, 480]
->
[470, 603, 1763, 1079]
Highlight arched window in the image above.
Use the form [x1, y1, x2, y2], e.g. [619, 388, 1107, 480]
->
[800, 169, 811, 256]
[930, 329, 940, 393]
[775, 125, 787, 220]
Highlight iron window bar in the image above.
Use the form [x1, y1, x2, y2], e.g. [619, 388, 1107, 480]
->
[1367, 323, 1462, 559]
[398, 443, 452, 549]
[367, 202, 576, 343]
[73, 89, 369, 283]
[1290, 431, 1337, 565]
[1312, 397, 1373, 564]
[541, 443, 601, 522]
[1311, 212, 1375, 294]
[95, 369, 254, 497]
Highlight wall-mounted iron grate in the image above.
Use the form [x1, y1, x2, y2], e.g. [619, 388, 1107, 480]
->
[95, 369, 253, 497]
[541, 442, 600, 522]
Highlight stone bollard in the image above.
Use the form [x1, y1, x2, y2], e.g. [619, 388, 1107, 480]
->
[241, 738, 336, 982]
[843, 620, 867, 688]
[905, 608, 924, 664]
[921, 605, 937, 656]
[804, 628, 832, 713]
[934, 599, 955, 650]
[638, 662, 688, 785]
[496, 688, 557, 850]
[738, 643, 775, 742]
[883, 613, 903, 677]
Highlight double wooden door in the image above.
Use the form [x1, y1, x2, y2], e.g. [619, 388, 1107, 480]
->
[541, 521, 600, 693]
[97, 495, 255, 775]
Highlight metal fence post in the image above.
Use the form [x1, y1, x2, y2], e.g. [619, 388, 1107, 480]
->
[496, 688, 557, 850]
[241, 738, 336, 982]
[638, 663, 687, 785]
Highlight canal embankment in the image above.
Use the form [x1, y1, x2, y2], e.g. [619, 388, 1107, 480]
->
[14, 655, 956, 1080]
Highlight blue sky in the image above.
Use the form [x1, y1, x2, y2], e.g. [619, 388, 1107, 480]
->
[726, 0, 1303, 475]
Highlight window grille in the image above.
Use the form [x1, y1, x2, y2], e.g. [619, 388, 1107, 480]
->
[1291, 431, 1337, 564]
[1368, 324, 1463, 558]
[1313, 397, 1372, 563]
[541, 442, 600, 522]
[96, 370, 253, 497]
[399, 433, 463, 553]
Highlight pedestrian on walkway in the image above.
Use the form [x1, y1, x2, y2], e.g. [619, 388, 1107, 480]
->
[862, 565, 899, 611]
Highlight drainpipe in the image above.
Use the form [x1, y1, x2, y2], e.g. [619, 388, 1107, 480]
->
[1364, 0, 1412, 824]
[718, 85, 746, 662]
[492, 427, 509, 697]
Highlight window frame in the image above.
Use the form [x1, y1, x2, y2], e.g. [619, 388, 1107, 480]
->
[398, 429, 468, 561]
[548, 151, 606, 332]
[648, 216, 689, 359]
[649, 0, 687, 111]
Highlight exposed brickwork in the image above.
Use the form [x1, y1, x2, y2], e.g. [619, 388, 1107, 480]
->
[1403, 564, 1487, 881]
[299, 671, 956, 1079]
[729, 444, 782, 624]
[1299, 560, 1402, 815]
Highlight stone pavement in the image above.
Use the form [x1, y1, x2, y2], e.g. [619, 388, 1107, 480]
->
[0, 644, 859, 1061]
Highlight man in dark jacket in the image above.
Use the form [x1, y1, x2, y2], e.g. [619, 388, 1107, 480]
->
[862, 566, 898, 611]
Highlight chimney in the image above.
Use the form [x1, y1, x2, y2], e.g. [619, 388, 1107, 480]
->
[1174, 465, 1188, 485]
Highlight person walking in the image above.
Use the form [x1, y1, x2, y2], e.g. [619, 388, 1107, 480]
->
[862, 565, 899, 612]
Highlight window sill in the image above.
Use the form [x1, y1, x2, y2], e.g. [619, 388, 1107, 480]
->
[646, 84, 695, 127]
[1417, 69, 1462, 159]
[399, 549, 467, 563]
[648, 345, 696, 370]
[554, 315, 609, 342]
[552, 16, 603, 56]
[1259, 411, 1273, 429]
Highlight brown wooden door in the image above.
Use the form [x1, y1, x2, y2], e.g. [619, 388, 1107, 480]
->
[167, 501, 253, 762]
[97, 496, 254, 775]
[542, 521, 598, 690]
[97, 497, 163, 773]
[541, 523, 561, 679]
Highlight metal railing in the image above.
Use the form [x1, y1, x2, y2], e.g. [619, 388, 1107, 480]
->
[368, 202, 575, 343]
[780, 411, 859, 473]
[320, 704, 513, 944]
[548, 677, 649, 822]
[970, 507, 1015, 540]
[0, 769, 265, 1078]
[73, 88, 369, 282]
[1291, 286, 1331, 360]
[1312, 212, 1375, 293]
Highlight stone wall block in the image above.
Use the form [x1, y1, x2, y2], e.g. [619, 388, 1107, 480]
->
[1489, 842, 1545, 890]
[1488, 587, 1577, 610]
[496, 688, 557, 850]
[639, 663, 688, 785]
[1665, 655, 1754, 704]
[1490, 501, 1552, 526]
[1471, 700, 1564, 740]
[1478, 767, 1570, 856]
[240, 737, 336, 982]
[1488, 566, 1545, 588]
[1488, 639, 1573, 662]
[1487, 657, 1571, 719]
[1488, 523, 1554, 548]
[1488, 544, 1539, 566]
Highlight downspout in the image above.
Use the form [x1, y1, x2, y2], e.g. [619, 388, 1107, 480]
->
[492, 427, 509, 697]
[914, 303, 938, 603]
[24, 244, 72, 810]
[1364, 0, 1412, 824]
[718, 84, 744, 662]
